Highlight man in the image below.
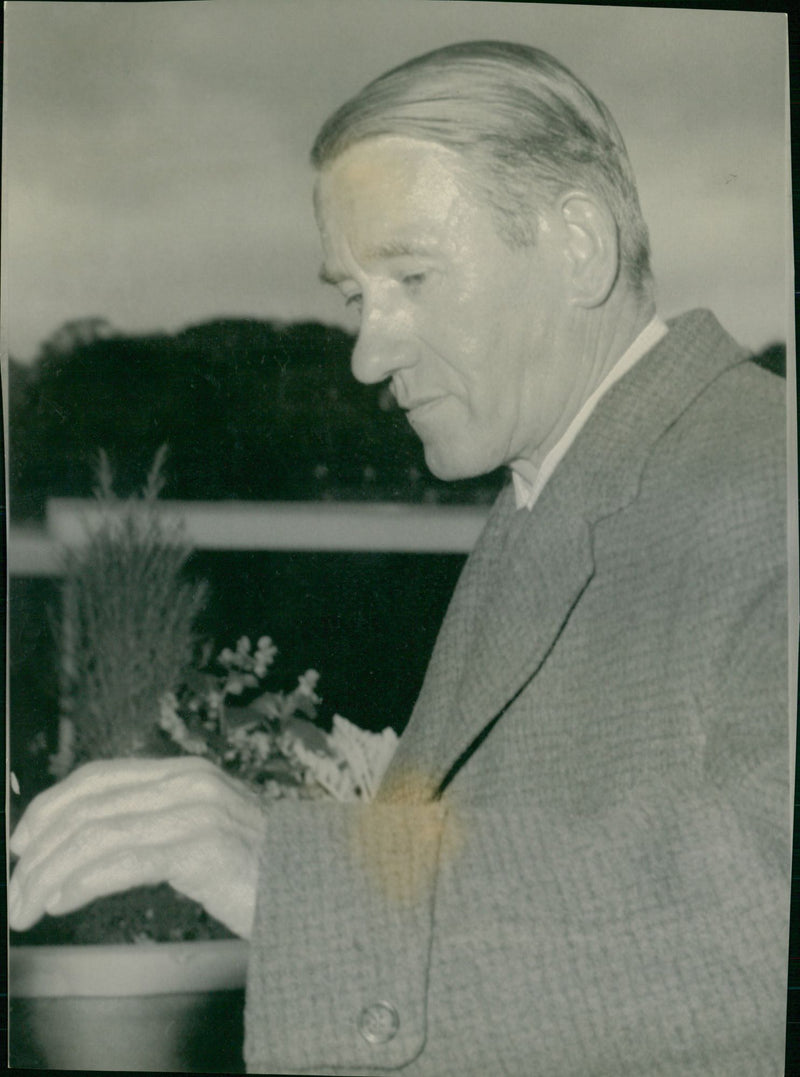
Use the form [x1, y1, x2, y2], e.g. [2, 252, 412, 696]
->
[9, 41, 790, 1075]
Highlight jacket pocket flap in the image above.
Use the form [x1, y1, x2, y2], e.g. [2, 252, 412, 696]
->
[245, 800, 445, 1072]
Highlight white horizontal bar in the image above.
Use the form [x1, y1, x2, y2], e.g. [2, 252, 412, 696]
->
[10, 939, 250, 997]
[8, 526, 63, 576]
[10, 500, 492, 575]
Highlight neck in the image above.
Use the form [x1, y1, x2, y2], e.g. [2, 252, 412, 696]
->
[516, 285, 657, 475]
[579, 286, 657, 390]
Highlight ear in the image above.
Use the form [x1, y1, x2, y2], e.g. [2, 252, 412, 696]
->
[557, 192, 620, 308]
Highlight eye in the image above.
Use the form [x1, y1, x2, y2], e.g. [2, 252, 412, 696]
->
[402, 272, 426, 292]
[344, 292, 363, 313]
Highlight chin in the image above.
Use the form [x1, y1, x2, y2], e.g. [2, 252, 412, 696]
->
[423, 443, 495, 483]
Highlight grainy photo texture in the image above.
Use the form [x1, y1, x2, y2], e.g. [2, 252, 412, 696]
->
[4, 3, 794, 1074]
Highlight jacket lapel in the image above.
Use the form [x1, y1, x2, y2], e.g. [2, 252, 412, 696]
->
[443, 482, 595, 782]
[381, 310, 751, 799]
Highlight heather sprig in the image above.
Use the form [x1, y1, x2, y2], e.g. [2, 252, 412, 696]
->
[53, 448, 208, 769]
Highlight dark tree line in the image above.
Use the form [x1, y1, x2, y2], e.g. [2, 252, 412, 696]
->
[9, 316, 785, 522]
[8, 317, 504, 521]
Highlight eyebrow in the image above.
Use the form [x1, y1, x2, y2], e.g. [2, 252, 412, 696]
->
[319, 240, 434, 287]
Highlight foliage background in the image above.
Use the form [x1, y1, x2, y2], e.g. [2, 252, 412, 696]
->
[8, 317, 504, 521]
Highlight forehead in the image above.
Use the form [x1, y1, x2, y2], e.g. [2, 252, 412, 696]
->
[314, 136, 472, 249]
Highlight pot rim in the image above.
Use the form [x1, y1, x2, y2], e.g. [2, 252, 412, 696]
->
[10, 938, 250, 998]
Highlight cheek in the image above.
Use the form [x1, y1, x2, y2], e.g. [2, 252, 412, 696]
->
[415, 284, 516, 411]
[455, 312, 513, 405]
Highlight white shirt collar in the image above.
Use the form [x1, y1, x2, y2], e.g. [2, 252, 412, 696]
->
[511, 315, 669, 511]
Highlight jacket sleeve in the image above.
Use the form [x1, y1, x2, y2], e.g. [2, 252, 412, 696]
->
[245, 613, 789, 1075]
[244, 573, 790, 1077]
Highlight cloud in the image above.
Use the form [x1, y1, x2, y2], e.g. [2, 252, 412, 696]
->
[3, 1, 789, 359]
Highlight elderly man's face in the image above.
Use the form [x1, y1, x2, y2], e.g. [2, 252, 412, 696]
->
[315, 136, 578, 480]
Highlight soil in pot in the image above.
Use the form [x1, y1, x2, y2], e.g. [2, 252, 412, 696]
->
[9, 882, 238, 945]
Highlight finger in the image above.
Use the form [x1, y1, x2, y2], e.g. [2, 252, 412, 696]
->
[11, 810, 264, 937]
[12, 764, 260, 883]
[169, 832, 261, 939]
[11, 797, 229, 924]
[10, 757, 219, 854]
[27, 841, 177, 928]
[9, 790, 266, 932]
[52, 825, 262, 938]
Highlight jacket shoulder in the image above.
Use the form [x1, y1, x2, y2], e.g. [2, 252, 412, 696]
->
[657, 357, 786, 485]
[636, 356, 787, 578]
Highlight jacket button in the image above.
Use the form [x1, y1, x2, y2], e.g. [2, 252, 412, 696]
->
[358, 1001, 400, 1044]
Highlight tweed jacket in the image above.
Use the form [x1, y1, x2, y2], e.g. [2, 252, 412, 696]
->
[245, 310, 791, 1076]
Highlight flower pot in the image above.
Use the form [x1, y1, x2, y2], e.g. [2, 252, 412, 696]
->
[9, 938, 250, 1072]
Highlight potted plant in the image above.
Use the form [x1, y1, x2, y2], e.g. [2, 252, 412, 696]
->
[9, 450, 397, 1072]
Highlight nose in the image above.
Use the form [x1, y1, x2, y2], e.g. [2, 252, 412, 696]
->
[349, 302, 416, 386]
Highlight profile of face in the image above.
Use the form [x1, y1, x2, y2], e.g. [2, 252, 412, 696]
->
[314, 136, 589, 481]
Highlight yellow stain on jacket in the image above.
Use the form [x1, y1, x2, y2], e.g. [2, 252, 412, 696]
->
[351, 768, 462, 906]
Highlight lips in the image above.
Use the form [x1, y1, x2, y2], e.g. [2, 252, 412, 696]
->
[405, 397, 446, 422]
[390, 380, 449, 424]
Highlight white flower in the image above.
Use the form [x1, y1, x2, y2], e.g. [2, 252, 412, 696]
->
[285, 717, 398, 802]
[159, 692, 179, 722]
[290, 739, 360, 801]
[225, 674, 246, 696]
[158, 693, 208, 755]
[248, 730, 272, 761]
[249, 637, 278, 680]
[328, 716, 398, 800]
[297, 669, 321, 702]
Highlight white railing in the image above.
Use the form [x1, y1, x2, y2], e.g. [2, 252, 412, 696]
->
[8, 500, 492, 576]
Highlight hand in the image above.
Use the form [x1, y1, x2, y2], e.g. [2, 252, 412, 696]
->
[8, 756, 266, 939]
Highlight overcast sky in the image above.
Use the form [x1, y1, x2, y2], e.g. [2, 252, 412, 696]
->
[2, 1, 790, 362]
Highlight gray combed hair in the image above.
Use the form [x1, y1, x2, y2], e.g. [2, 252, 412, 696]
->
[312, 40, 652, 297]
